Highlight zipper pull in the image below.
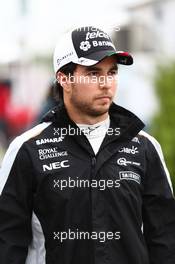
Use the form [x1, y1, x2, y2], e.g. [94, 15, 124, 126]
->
[91, 157, 96, 167]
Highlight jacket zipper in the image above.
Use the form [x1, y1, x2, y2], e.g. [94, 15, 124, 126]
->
[90, 156, 96, 261]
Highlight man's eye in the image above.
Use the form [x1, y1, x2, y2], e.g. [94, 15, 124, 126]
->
[88, 71, 98, 76]
[108, 70, 118, 75]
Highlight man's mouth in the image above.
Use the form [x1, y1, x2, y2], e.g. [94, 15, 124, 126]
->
[95, 95, 112, 100]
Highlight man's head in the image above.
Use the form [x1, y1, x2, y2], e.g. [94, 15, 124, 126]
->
[53, 26, 133, 123]
[57, 55, 118, 119]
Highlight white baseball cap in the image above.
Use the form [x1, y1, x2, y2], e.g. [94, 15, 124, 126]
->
[53, 26, 133, 74]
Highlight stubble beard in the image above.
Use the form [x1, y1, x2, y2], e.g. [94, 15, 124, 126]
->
[70, 90, 112, 118]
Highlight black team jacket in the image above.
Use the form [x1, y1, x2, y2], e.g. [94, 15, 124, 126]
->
[0, 102, 175, 264]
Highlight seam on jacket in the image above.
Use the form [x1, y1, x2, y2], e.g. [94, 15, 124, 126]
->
[26, 212, 46, 264]
[139, 130, 173, 194]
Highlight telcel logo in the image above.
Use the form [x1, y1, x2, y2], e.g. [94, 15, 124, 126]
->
[43, 160, 70, 171]
[85, 31, 110, 40]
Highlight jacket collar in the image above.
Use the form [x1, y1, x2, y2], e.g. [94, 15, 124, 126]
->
[41, 102, 145, 154]
[42, 102, 144, 135]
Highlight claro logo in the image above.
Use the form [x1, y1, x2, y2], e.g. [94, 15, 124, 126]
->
[43, 160, 70, 171]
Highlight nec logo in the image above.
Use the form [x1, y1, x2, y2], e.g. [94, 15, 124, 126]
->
[43, 160, 70, 171]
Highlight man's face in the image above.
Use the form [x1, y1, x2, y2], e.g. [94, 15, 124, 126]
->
[63, 56, 118, 118]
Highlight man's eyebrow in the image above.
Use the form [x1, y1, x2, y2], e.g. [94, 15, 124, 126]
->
[110, 64, 118, 71]
[84, 64, 118, 72]
[84, 66, 101, 72]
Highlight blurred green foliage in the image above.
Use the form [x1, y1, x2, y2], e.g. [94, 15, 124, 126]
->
[150, 62, 175, 190]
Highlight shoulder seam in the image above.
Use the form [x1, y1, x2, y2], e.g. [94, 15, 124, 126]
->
[139, 130, 173, 193]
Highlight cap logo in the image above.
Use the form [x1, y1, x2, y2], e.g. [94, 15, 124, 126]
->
[80, 41, 91, 51]
[119, 58, 128, 64]
[85, 31, 110, 40]
[56, 52, 74, 66]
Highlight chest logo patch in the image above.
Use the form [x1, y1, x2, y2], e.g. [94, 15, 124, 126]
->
[117, 157, 140, 167]
[119, 171, 141, 184]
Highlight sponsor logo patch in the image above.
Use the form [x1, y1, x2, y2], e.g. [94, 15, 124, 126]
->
[38, 148, 68, 160]
[57, 52, 74, 66]
[117, 157, 140, 167]
[119, 171, 141, 184]
[80, 41, 91, 51]
[131, 137, 140, 144]
[92, 40, 115, 49]
[85, 31, 110, 40]
[36, 137, 64, 145]
[119, 146, 139, 155]
[79, 31, 115, 51]
[43, 160, 70, 172]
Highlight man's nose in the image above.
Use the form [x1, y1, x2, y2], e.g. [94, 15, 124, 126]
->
[98, 75, 112, 89]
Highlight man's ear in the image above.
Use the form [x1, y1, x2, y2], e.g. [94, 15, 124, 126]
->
[56, 71, 71, 93]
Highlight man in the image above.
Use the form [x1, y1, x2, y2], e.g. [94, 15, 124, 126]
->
[0, 26, 175, 264]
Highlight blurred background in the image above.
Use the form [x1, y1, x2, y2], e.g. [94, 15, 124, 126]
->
[0, 0, 175, 187]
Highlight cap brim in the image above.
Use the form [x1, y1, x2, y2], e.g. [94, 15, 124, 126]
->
[83, 50, 133, 66]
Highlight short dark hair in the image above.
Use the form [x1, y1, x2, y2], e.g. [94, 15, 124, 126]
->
[53, 62, 77, 102]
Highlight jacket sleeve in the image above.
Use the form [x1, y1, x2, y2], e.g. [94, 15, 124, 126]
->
[142, 136, 175, 264]
[0, 139, 34, 264]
